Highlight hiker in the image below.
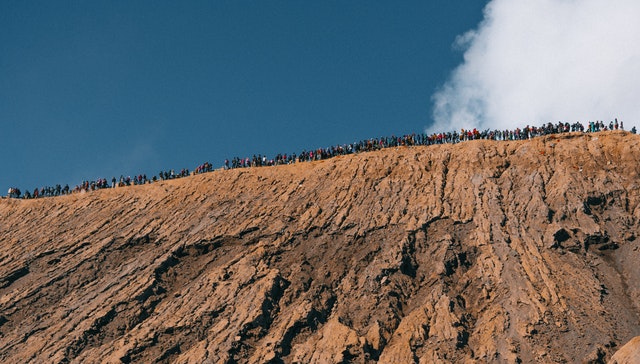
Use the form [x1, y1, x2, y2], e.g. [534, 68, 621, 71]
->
[7, 187, 21, 198]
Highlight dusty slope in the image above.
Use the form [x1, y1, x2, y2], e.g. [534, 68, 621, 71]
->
[1, 131, 640, 363]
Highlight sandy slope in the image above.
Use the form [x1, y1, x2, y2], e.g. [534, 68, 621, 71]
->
[1, 131, 639, 363]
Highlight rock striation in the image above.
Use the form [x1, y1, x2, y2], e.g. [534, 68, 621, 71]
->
[1, 131, 640, 363]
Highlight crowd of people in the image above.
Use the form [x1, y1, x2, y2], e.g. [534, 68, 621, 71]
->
[5, 119, 635, 199]
[223, 119, 632, 168]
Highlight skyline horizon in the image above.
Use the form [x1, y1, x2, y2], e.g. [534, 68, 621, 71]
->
[3, 1, 638, 192]
[4, 119, 633, 195]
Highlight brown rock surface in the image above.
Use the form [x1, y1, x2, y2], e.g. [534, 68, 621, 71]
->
[1, 131, 640, 363]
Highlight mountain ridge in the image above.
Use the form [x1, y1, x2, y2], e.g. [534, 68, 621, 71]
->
[1, 130, 639, 363]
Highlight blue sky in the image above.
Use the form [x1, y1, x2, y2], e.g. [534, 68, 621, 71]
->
[1, 1, 489, 191]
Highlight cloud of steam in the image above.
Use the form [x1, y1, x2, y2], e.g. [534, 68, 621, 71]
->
[430, 0, 640, 133]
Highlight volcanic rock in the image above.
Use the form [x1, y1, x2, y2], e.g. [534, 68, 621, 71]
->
[609, 336, 640, 364]
[1, 131, 639, 363]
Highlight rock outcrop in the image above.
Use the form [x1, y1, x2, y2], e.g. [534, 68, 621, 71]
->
[1, 131, 639, 363]
[609, 336, 640, 364]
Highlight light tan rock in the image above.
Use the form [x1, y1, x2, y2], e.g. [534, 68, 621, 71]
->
[609, 336, 640, 364]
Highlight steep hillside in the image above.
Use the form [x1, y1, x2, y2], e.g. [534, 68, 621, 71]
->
[1, 131, 640, 363]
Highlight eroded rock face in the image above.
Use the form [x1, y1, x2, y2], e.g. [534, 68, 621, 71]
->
[1, 131, 639, 363]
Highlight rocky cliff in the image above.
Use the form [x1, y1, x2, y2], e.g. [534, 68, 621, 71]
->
[1, 131, 640, 363]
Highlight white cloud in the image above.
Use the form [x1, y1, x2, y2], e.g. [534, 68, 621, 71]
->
[430, 0, 640, 133]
